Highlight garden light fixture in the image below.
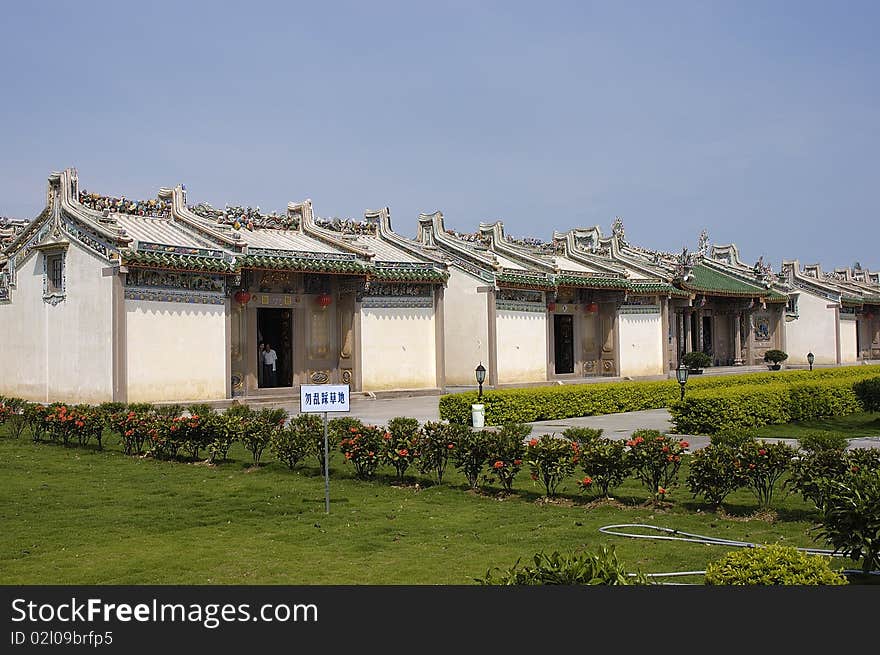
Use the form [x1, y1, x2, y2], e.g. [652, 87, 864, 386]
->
[676, 362, 689, 401]
[807, 351, 814, 371]
[475, 362, 486, 400]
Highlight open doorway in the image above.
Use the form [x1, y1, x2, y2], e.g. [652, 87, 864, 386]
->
[702, 315, 713, 359]
[554, 314, 574, 374]
[257, 308, 293, 388]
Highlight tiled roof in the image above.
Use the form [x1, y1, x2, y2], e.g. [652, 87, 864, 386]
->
[371, 265, 448, 282]
[682, 264, 787, 302]
[628, 280, 688, 296]
[554, 274, 628, 289]
[496, 271, 555, 289]
[121, 249, 235, 273]
[238, 254, 369, 274]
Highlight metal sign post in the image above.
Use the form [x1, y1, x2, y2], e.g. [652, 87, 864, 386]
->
[300, 384, 350, 515]
[323, 411, 330, 514]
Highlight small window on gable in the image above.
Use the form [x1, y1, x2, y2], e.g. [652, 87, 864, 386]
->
[47, 253, 63, 292]
[42, 249, 67, 305]
[786, 294, 798, 315]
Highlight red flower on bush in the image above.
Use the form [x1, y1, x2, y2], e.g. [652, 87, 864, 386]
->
[493, 460, 504, 469]
[528, 438, 538, 447]
[513, 459, 522, 466]
[759, 449, 767, 456]
[398, 448, 409, 457]
[679, 441, 689, 448]
[658, 486, 667, 495]
[447, 443, 455, 449]
[582, 476, 593, 486]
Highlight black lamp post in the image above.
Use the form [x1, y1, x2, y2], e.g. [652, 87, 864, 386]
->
[676, 362, 689, 401]
[807, 352, 814, 372]
[475, 363, 486, 401]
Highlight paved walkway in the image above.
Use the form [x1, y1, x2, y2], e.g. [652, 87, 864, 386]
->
[271, 395, 880, 452]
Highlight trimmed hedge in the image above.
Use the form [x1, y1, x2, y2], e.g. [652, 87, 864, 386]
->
[854, 376, 880, 412]
[670, 378, 864, 435]
[439, 365, 880, 426]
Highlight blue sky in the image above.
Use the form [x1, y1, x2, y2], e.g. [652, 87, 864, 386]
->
[1, 1, 877, 269]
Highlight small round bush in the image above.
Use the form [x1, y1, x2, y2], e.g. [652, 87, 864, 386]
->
[763, 349, 788, 364]
[705, 545, 847, 585]
[682, 351, 711, 369]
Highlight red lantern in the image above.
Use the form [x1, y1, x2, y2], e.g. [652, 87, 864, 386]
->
[586, 302, 599, 313]
[317, 292, 332, 309]
[866, 312, 874, 320]
[234, 290, 251, 306]
[548, 302, 556, 312]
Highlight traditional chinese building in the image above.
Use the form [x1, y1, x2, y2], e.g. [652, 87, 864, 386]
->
[780, 260, 880, 364]
[2, 170, 877, 404]
[0, 169, 447, 403]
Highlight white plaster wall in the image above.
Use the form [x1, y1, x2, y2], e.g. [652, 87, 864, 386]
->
[840, 319, 858, 363]
[443, 267, 490, 385]
[784, 292, 838, 364]
[497, 310, 547, 383]
[361, 307, 436, 391]
[0, 242, 112, 403]
[126, 299, 227, 401]
[618, 312, 664, 377]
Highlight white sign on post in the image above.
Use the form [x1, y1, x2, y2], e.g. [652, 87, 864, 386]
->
[299, 384, 350, 515]
[300, 384, 350, 413]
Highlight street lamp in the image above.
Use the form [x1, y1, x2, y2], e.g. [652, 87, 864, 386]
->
[676, 362, 689, 401]
[475, 363, 486, 401]
[807, 352, 814, 372]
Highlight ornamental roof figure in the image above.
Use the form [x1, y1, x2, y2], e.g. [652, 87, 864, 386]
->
[611, 216, 626, 245]
[698, 229, 709, 257]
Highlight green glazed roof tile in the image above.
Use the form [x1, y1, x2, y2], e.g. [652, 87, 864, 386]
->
[554, 274, 628, 289]
[238, 254, 369, 274]
[121, 249, 235, 273]
[682, 263, 787, 302]
[496, 271, 556, 289]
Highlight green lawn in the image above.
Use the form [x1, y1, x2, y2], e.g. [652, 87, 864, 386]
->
[0, 430, 859, 584]
[754, 412, 880, 440]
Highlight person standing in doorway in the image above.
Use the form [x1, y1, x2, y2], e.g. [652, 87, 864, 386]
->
[263, 343, 278, 387]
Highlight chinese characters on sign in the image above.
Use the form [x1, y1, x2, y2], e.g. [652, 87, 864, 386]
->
[300, 384, 350, 413]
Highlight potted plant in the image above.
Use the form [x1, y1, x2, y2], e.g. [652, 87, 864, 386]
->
[681, 351, 711, 374]
[764, 349, 788, 370]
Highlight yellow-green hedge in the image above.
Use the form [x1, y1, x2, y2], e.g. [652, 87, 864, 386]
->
[439, 365, 880, 426]
[669, 378, 866, 435]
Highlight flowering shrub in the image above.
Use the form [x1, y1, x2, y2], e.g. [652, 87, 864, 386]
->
[705, 545, 846, 585]
[0, 403, 12, 425]
[148, 415, 181, 460]
[578, 437, 630, 498]
[816, 469, 880, 574]
[109, 409, 155, 455]
[485, 424, 530, 492]
[626, 429, 687, 501]
[24, 403, 51, 442]
[789, 447, 850, 510]
[686, 444, 747, 508]
[326, 416, 364, 458]
[525, 435, 578, 497]
[562, 427, 604, 448]
[382, 417, 422, 482]
[43, 404, 103, 448]
[271, 413, 319, 470]
[209, 411, 242, 463]
[340, 424, 385, 479]
[451, 430, 491, 489]
[417, 421, 469, 485]
[0, 397, 27, 439]
[738, 440, 795, 509]
[240, 408, 286, 466]
[477, 546, 649, 585]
